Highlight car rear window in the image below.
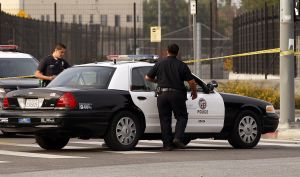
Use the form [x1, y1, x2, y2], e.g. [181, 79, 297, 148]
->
[48, 66, 115, 89]
[0, 58, 38, 78]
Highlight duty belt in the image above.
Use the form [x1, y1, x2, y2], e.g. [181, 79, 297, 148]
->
[161, 88, 179, 92]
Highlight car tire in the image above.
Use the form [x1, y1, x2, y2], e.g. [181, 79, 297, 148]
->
[35, 134, 70, 150]
[104, 111, 141, 151]
[228, 110, 262, 149]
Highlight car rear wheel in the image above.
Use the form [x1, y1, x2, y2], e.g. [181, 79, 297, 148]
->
[104, 111, 141, 151]
[35, 134, 70, 150]
[228, 110, 262, 149]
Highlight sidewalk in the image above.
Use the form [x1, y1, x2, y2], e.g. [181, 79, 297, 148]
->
[262, 110, 300, 140]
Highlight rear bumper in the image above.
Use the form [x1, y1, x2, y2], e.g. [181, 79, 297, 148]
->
[262, 113, 279, 133]
[0, 110, 110, 137]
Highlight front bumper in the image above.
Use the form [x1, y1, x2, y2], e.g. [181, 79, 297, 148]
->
[0, 110, 109, 136]
[262, 113, 279, 133]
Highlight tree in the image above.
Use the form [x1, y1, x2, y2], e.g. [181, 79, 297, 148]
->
[240, 0, 279, 12]
[143, 0, 189, 36]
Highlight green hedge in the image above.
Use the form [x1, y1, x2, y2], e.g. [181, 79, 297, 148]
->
[217, 81, 300, 109]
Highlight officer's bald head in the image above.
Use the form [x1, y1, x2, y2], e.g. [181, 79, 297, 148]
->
[167, 44, 179, 56]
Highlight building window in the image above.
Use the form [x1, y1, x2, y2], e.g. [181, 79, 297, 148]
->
[46, 14, 50, 21]
[41, 15, 45, 21]
[100, 15, 107, 26]
[137, 15, 140, 22]
[73, 14, 76, 23]
[90, 14, 94, 24]
[79, 15, 82, 24]
[126, 15, 132, 22]
[60, 14, 64, 23]
[115, 15, 120, 27]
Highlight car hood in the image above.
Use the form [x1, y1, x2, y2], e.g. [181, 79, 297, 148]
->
[219, 92, 271, 106]
[0, 78, 39, 90]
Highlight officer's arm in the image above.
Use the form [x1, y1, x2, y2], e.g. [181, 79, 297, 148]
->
[35, 70, 55, 81]
[144, 75, 157, 83]
[188, 79, 197, 100]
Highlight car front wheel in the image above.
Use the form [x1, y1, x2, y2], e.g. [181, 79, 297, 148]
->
[228, 110, 262, 149]
[35, 134, 70, 150]
[104, 111, 141, 151]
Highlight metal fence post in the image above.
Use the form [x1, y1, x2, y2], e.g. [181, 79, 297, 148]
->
[133, 2, 137, 54]
[54, 2, 57, 44]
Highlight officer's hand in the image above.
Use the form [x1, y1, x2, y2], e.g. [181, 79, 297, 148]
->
[49, 75, 56, 80]
[191, 91, 197, 100]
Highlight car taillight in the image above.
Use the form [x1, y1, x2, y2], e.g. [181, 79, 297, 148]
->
[3, 97, 9, 109]
[55, 92, 77, 109]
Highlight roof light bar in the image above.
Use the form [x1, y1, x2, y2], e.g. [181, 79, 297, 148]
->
[0, 45, 18, 51]
[107, 54, 159, 61]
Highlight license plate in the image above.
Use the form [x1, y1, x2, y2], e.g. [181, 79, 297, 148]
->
[25, 99, 39, 109]
[18, 118, 31, 124]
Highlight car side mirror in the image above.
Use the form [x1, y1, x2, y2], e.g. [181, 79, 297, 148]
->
[207, 80, 218, 91]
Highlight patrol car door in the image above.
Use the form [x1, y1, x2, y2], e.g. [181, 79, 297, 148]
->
[129, 66, 161, 133]
[184, 77, 225, 133]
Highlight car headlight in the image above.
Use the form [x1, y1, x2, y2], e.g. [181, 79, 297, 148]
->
[0, 88, 5, 99]
[266, 105, 275, 114]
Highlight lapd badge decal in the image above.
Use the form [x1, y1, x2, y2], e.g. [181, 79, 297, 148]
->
[197, 98, 208, 114]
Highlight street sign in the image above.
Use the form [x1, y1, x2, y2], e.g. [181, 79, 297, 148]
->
[190, 0, 196, 15]
[150, 26, 161, 43]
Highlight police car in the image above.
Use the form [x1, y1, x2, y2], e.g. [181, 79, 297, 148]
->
[0, 55, 279, 150]
[0, 45, 39, 135]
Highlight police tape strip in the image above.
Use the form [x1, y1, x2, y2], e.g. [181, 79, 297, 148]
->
[185, 48, 300, 64]
[0, 75, 36, 80]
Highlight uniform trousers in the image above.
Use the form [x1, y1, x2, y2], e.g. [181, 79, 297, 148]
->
[157, 91, 188, 147]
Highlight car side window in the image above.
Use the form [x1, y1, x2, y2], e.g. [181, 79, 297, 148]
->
[184, 76, 207, 93]
[131, 67, 157, 92]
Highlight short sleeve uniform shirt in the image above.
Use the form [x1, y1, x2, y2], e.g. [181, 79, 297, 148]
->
[37, 55, 70, 77]
[147, 56, 194, 92]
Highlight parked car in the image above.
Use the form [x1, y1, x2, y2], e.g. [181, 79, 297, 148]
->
[0, 55, 279, 150]
[0, 45, 39, 136]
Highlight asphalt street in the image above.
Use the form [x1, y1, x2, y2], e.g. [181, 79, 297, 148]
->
[1, 135, 300, 177]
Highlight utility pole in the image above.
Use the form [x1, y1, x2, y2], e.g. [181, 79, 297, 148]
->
[190, 0, 197, 73]
[158, 0, 161, 55]
[280, 0, 295, 128]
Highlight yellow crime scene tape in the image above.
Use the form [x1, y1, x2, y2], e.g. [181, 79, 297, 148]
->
[185, 48, 300, 64]
[0, 75, 36, 80]
[0, 48, 298, 80]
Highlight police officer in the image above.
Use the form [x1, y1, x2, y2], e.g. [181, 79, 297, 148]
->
[145, 44, 197, 151]
[35, 43, 70, 87]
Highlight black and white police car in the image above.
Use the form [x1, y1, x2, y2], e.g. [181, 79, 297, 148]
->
[0, 45, 39, 135]
[0, 55, 279, 150]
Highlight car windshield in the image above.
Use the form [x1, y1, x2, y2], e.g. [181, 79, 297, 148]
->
[48, 66, 116, 89]
[0, 58, 38, 78]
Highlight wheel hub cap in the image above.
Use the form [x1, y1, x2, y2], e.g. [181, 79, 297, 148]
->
[116, 117, 137, 145]
[238, 116, 258, 143]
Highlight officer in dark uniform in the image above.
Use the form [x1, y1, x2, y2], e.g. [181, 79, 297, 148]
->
[35, 43, 70, 87]
[145, 44, 197, 151]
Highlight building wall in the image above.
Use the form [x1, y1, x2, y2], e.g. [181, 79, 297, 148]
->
[0, 0, 20, 14]
[0, 0, 143, 28]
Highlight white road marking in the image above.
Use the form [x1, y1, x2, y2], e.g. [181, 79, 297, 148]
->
[107, 151, 159, 154]
[0, 161, 9, 163]
[258, 142, 300, 147]
[0, 150, 87, 159]
[0, 142, 94, 149]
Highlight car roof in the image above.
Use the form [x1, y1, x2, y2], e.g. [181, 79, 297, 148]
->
[0, 51, 34, 59]
[75, 61, 154, 69]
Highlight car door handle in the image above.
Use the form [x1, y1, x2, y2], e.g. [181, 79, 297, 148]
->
[137, 96, 147, 100]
